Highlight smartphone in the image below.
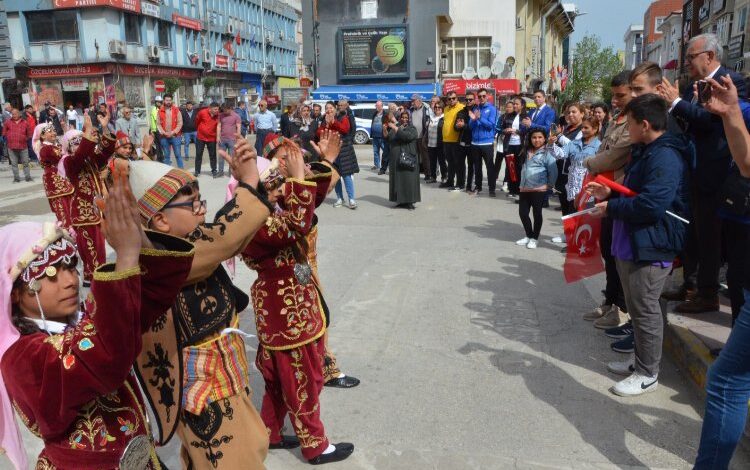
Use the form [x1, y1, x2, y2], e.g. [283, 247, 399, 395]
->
[697, 80, 712, 104]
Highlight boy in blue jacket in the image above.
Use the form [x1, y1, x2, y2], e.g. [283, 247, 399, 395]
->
[586, 93, 691, 397]
[468, 88, 499, 195]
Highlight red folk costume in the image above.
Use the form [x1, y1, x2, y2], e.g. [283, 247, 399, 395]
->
[38, 137, 74, 229]
[63, 133, 115, 283]
[0, 222, 194, 470]
[241, 173, 334, 460]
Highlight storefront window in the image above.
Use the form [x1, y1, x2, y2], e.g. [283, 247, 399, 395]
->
[26, 10, 78, 43]
[124, 13, 140, 44]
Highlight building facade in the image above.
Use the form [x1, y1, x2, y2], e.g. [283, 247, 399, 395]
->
[657, 11, 684, 79]
[623, 24, 645, 69]
[3, 0, 299, 112]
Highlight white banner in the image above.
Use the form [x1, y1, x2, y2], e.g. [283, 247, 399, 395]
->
[61, 78, 89, 91]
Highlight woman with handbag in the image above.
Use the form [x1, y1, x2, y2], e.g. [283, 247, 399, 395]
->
[386, 111, 420, 210]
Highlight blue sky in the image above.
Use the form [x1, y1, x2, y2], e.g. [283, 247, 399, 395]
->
[570, 0, 655, 51]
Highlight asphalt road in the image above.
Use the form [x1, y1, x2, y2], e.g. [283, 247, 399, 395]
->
[0, 145, 748, 469]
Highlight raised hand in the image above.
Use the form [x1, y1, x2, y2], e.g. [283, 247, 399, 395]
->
[310, 129, 342, 163]
[286, 145, 306, 180]
[100, 165, 143, 271]
[658, 78, 680, 103]
[97, 109, 111, 135]
[220, 140, 259, 188]
[704, 75, 740, 117]
[585, 181, 612, 201]
[141, 133, 154, 156]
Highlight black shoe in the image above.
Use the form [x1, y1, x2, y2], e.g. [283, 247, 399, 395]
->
[308, 443, 354, 465]
[378, 170, 386, 175]
[370, 165, 378, 170]
[541, 200, 550, 208]
[25, 177, 33, 182]
[12, 178, 20, 183]
[407, 203, 416, 210]
[212, 172, 218, 179]
[605, 321, 633, 339]
[269, 435, 300, 449]
[554, 206, 562, 211]
[438, 182, 451, 188]
[489, 191, 497, 197]
[611, 333, 634, 354]
[324, 375, 360, 388]
[193, 172, 200, 177]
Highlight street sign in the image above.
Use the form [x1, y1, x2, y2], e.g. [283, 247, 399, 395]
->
[154, 80, 166, 93]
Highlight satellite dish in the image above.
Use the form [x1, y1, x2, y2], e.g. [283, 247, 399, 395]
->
[490, 41, 502, 55]
[478, 66, 492, 79]
[491, 61, 505, 76]
[505, 56, 516, 67]
[461, 66, 477, 80]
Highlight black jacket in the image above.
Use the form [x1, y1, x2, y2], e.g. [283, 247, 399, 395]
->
[422, 116, 443, 148]
[181, 107, 198, 133]
[454, 107, 472, 145]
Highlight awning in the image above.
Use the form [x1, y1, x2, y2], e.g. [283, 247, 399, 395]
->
[663, 59, 678, 70]
[311, 83, 438, 102]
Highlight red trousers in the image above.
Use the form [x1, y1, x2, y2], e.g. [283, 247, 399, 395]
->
[74, 225, 105, 282]
[256, 339, 329, 460]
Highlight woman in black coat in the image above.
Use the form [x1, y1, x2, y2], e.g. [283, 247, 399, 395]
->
[424, 101, 445, 183]
[386, 111, 420, 209]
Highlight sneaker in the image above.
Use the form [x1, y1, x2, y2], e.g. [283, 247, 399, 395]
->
[551, 234, 566, 243]
[349, 199, 357, 210]
[593, 306, 628, 329]
[611, 334, 635, 354]
[526, 239, 538, 249]
[501, 183, 509, 192]
[450, 187, 462, 192]
[515, 237, 530, 246]
[607, 356, 635, 376]
[25, 176, 33, 182]
[605, 321, 633, 339]
[489, 191, 497, 198]
[333, 199, 343, 208]
[583, 304, 611, 321]
[611, 372, 658, 397]
[370, 165, 378, 170]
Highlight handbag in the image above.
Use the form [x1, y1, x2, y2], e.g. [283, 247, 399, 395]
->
[398, 150, 417, 171]
[720, 169, 750, 218]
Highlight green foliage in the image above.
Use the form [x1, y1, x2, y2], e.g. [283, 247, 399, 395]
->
[202, 77, 218, 90]
[561, 34, 623, 111]
[164, 78, 182, 95]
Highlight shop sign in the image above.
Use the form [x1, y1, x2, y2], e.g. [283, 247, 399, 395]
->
[54, 0, 140, 13]
[172, 13, 203, 31]
[281, 88, 309, 107]
[28, 64, 112, 78]
[61, 78, 89, 91]
[300, 77, 313, 88]
[141, 1, 160, 18]
[215, 54, 229, 68]
[264, 94, 280, 106]
[698, 5, 710, 23]
[442, 79, 519, 96]
[121, 64, 201, 79]
[338, 25, 408, 80]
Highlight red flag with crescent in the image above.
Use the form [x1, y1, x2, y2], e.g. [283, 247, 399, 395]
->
[562, 191, 604, 283]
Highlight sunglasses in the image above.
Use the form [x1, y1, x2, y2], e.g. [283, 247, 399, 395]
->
[466, 98, 475, 101]
[448, 97, 457, 101]
[478, 94, 488, 98]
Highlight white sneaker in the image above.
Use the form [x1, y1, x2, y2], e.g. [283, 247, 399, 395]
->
[515, 237, 530, 246]
[333, 198, 343, 207]
[611, 372, 658, 397]
[607, 356, 635, 376]
[349, 199, 357, 209]
[551, 234, 567, 243]
[501, 183, 508, 193]
[526, 239, 538, 249]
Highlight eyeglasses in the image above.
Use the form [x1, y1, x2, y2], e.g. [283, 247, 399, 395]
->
[478, 94, 488, 99]
[448, 97, 457, 101]
[163, 199, 207, 215]
[686, 50, 711, 62]
[434, 106, 443, 109]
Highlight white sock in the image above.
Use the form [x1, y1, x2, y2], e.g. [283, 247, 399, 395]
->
[322, 443, 336, 454]
[337, 373, 345, 379]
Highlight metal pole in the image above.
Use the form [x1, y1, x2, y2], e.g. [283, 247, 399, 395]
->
[261, 0, 267, 72]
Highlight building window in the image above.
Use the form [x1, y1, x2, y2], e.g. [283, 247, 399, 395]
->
[443, 37, 492, 75]
[361, 0, 378, 19]
[124, 13, 140, 44]
[738, 6, 748, 35]
[158, 20, 171, 48]
[26, 10, 78, 43]
[655, 16, 665, 32]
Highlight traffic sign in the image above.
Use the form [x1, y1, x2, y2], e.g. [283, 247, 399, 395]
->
[154, 80, 166, 92]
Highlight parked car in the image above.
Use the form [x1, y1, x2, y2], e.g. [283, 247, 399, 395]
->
[349, 103, 377, 145]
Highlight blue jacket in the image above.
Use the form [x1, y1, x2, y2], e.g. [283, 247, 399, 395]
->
[519, 145, 561, 190]
[468, 102, 498, 145]
[607, 132, 692, 262]
[529, 105, 556, 132]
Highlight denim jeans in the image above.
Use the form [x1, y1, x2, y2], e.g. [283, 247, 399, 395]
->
[218, 139, 235, 173]
[334, 174, 355, 201]
[372, 136, 385, 168]
[694, 289, 750, 469]
[160, 136, 184, 168]
[183, 131, 197, 160]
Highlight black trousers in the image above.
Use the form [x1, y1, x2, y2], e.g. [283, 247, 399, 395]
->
[723, 219, 749, 322]
[444, 142, 465, 187]
[428, 145, 447, 180]
[500, 145, 523, 195]
[195, 139, 217, 174]
[152, 131, 164, 162]
[470, 144, 496, 192]
[519, 192, 545, 239]
[683, 188, 723, 297]
[600, 216, 627, 311]
[381, 140, 390, 171]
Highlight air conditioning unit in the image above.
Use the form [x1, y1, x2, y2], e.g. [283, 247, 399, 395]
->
[147, 45, 160, 61]
[202, 50, 211, 63]
[109, 40, 126, 56]
[440, 58, 449, 72]
[440, 43, 448, 55]
[226, 23, 234, 35]
[265, 31, 274, 43]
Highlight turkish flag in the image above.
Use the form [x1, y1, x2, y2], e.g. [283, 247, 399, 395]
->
[563, 193, 604, 283]
[224, 40, 234, 55]
[235, 32, 241, 45]
[505, 154, 518, 183]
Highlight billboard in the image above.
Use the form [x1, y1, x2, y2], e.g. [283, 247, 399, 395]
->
[338, 25, 408, 80]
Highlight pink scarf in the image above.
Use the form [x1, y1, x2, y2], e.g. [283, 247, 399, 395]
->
[59, 130, 83, 178]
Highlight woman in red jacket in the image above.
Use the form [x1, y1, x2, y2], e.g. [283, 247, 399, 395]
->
[316, 102, 359, 209]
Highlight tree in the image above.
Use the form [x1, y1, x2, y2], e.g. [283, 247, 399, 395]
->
[558, 34, 623, 111]
[164, 78, 182, 96]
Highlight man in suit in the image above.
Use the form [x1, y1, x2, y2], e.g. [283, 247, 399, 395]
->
[658, 33, 748, 314]
[522, 90, 556, 132]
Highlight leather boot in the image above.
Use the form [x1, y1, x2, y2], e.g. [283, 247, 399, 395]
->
[661, 286, 697, 302]
[674, 295, 720, 314]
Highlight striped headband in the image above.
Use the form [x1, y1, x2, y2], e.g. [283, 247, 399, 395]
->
[138, 168, 196, 221]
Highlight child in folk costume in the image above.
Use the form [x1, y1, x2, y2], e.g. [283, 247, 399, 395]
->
[0, 172, 195, 470]
[129, 140, 273, 469]
[37, 123, 74, 229]
[240, 136, 355, 465]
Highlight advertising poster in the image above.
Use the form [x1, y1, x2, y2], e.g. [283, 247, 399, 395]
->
[338, 25, 408, 79]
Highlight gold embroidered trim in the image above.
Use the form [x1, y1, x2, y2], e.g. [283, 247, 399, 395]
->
[285, 178, 316, 187]
[260, 326, 326, 351]
[92, 265, 141, 282]
[140, 247, 195, 258]
[306, 171, 332, 181]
